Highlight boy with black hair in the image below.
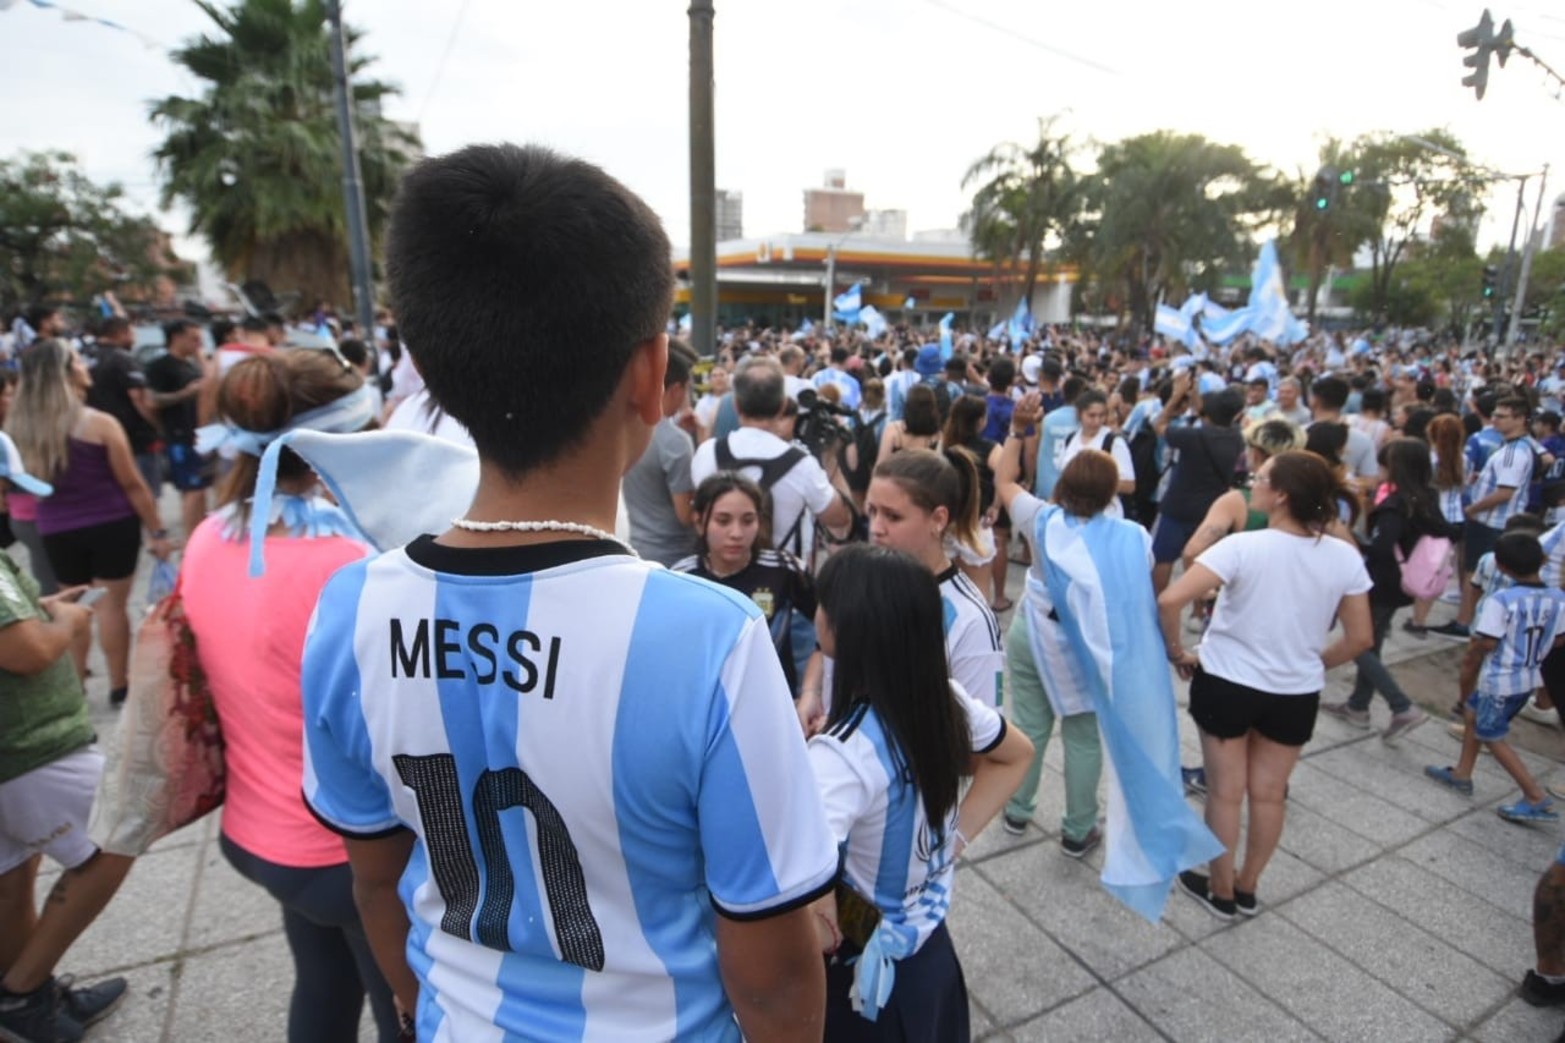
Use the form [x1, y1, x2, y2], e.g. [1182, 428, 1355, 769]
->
[1427, 531, 1565, 823]
[301, 144, 836, 1042]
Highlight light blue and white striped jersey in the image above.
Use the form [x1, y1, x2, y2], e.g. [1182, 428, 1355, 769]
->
[1465, 426, 1503, 477]
[1543, 522, 1565, 591]
[301, 538, 837, 1043]
[1474, 583, 1565, 697]
[812, 367, 862, 409]
[1470, 551, 1515, 621]
[1470, 438, 1534, 530]
[808, 683, 1003, 955]
[938, 568, 1004, 708]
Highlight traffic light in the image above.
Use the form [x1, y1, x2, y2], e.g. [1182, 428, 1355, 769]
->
[1482, 264, 1499, 299]
[1338, 169, 1355, 188]
[1312, 167, 1336, 211]
[1457, 9, 1515, 100]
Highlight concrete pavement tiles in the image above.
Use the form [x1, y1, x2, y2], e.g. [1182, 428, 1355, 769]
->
[28, 541, 1565, 1041]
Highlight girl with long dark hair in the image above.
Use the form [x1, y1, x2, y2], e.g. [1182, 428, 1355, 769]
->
[674, 471, 816, 693]
[940, 395, 1002, 607]
[1158, 451, 1374, 919]
[1321, 439, 1446, 737]
[807, 544, 1030, 1041]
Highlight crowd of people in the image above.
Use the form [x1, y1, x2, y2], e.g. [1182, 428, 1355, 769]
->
[3, 140, 1565, 1042]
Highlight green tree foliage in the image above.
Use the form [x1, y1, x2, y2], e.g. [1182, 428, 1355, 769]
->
[1338, 130, 1487, 322]
[1287, 139, 1378, 325]
[150, 0, 418, 310]
[961, 116, 1083, 312]
[0, 151, 179, 316]
[1079, 132, 1286, 332]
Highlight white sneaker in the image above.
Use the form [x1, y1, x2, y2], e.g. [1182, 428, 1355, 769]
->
[1518, 698, 1559, 727]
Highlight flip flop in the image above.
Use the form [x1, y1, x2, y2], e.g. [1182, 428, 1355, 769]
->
[991, 597, 1014, 613]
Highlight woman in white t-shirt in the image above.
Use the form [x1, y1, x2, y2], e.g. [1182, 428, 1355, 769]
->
[806, 544, 1031, 1039]
[1157, 450, 1374, 920]
[1059, 390, 1134, 518]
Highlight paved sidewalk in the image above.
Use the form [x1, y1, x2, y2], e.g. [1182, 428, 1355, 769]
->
[30, 537, 1565, 1042]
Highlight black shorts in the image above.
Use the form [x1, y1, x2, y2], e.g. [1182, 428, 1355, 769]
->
[1464, 521, 1501, 573]
[42, 516, 141, 585]
[1188, 666, 1320, 747]
[826, 921, 969, 1042]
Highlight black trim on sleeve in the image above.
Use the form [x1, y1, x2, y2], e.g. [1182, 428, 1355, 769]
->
[710, 868, 837, 923]
[302, 789, 409, 841]
[976, 716, 1008, 756]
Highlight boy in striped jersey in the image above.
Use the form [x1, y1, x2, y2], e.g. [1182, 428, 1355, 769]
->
[1427, 532, 1565, 823]
[300, 145, 837, 1042]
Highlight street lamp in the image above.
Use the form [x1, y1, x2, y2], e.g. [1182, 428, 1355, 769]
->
[823, 217, 866, 329]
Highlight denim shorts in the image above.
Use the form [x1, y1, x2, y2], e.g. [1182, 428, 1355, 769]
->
[1468, 690, 1530, 742]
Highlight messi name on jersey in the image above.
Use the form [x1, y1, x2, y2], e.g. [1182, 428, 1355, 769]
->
[390, 618, 563, 698]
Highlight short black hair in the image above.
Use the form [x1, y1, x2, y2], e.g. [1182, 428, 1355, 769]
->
[1310, 375, 1348, 411]
[240, 315, 269, 334]
[337, 337, 369, 368]
[386, 144, 673, 475]
[665, 338, 696, 388]
[1495, 531, 1544, 577]
[1203, 388, 1244, 427]
[162, 319, 196, 344]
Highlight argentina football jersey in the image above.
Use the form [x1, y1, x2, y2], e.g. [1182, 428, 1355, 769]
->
[301, 538, 837, 1041]
[1474, 582, 1565, 698]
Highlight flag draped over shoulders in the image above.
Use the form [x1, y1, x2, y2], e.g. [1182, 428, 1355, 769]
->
[1024, 504, 1224, 921]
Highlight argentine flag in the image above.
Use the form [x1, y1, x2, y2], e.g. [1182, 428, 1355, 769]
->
[939, 312, 955, 359]
[1007, 297, 1033, 348]
[1246, 241, 1308, 346]
[860, 304, 887, 339]
[1024, 505, 1225, 921]
[833, 284, 862, 324]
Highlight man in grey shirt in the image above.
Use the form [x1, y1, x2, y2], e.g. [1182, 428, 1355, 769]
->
[1308, 374, 1377, 494]
[624, 339, 700, 565]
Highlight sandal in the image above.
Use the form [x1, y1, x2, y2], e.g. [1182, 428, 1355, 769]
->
[991, 597, 1014, 613]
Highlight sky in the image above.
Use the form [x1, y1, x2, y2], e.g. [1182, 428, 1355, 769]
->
[3, 0, 1564, 289]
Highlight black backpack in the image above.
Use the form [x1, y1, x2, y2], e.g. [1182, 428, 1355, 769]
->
[713, 437, 811, 554]
[839, 411, 886, 495]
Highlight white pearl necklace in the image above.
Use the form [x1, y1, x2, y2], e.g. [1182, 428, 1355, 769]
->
[450, 518, 622, 545]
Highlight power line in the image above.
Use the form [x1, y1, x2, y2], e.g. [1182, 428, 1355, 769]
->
[417, 0, 475, 124]
[918, 0, 1121, 77]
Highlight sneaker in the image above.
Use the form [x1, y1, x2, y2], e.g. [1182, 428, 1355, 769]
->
[1060, 827, 1101, 859]
[1177, 870, 1236, 921]
[1001, 814, 1027, 836]
[1424, 765, 1475, 796]
[56, 975, 126, 1029]
[1382, 707, 1428, 742]
[108, 686, 127, 708]
[1520, 969, 1565, 1007]
[1320, 701, 1371, 729]
[1181, 766, 1207, 796]
[1518, 698, 1560, 727]
[1428, 621, 1471, 641]
[1401, 620, 1428, 638]
[0, 981, 85, 1043]
[1234, 888, 1260, 917]
[1439, 588, 1462, 605]
[1499, 798, 1560, 824]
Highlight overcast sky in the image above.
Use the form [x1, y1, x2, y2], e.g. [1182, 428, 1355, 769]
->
[4, 0, 1564, 278]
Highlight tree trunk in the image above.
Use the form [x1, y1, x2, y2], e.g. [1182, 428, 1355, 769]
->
[240, 230, 352, 315]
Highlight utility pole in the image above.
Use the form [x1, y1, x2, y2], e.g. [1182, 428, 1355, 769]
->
[1495, 174, 1528, 346]
[823, 243, 836, 329]
[325, 0, 376, 340]
[687, 0, 716, 359]
[1507, 163, 1550, 347]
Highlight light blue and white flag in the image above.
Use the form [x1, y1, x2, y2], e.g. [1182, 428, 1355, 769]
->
[1153, 304, 1190, 344]
[904, 295, 916, 311]
[677, 312, 693, 333]
[1023, 506, 1225, 921]
[1007, 297, 1033, 348]
[987, 319, 1006, 340]
[860, 305, 887, 339]
[1246, 241, 1308, 346]
[833, 283, 862, 324]
[1200, 304, 1253, 345]
[938, 312, 955, 360]
[799, 317, 814, 334]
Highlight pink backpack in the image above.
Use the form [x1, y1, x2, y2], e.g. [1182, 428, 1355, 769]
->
[1395, 534, 1453, 600]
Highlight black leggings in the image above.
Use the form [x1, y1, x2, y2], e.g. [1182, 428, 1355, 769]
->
[220, 833, 401, 1043]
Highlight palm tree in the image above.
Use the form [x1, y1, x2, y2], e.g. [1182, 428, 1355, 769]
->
[962, 116, 1081, 315]
[151, 0, 418, 310]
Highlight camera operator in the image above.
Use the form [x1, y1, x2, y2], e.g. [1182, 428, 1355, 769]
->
[691, 355, 852, 560]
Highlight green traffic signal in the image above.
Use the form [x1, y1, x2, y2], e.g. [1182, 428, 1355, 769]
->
[1314, 198, 1329, 211]
[1338, 170, 1355, 186]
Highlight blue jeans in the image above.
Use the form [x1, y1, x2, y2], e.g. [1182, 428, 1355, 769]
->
[1349, 602, 1413, 714]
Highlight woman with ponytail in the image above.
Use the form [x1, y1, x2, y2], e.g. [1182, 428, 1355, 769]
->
[179, 351, 401, 1042]
[1157, 450, 1374, 920]
[862, 447, 1004, 709]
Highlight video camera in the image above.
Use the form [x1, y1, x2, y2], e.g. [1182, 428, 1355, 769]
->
[794, 387, 854, 457]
